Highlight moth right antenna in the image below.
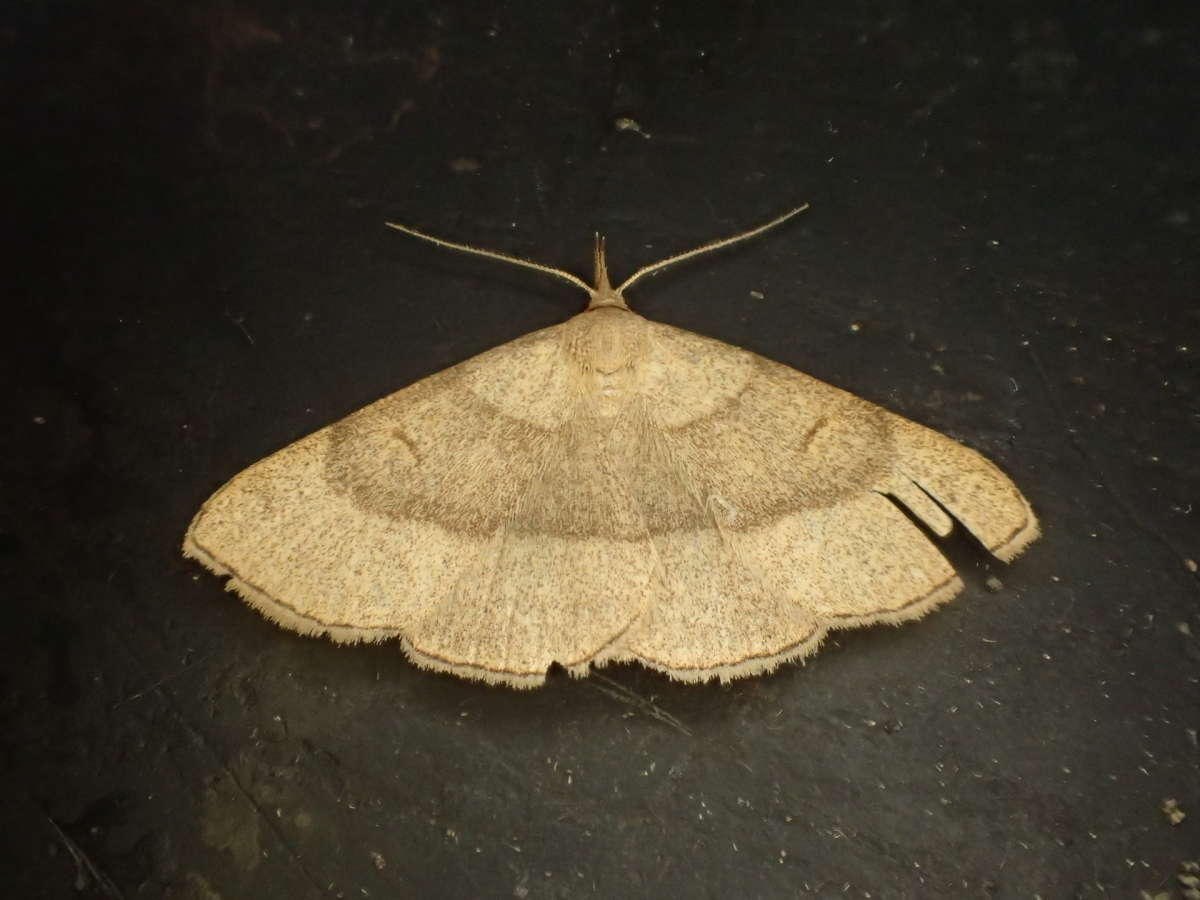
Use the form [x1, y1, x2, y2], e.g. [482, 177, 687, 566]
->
[615, 204, 809, 295]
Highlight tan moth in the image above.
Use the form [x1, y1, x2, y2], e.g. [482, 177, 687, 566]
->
[184, 207, 1039, 688]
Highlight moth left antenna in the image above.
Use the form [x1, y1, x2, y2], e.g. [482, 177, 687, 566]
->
[385, 221, 593, 296]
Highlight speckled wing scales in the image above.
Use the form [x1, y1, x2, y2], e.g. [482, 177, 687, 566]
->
[184, 323, 661, 687]
[184, 312, 1038, 688]
[603, 321, 1039, 682]
[393, 409, 665, 687]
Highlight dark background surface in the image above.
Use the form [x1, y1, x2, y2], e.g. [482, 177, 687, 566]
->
[3, 2, 1198, 898]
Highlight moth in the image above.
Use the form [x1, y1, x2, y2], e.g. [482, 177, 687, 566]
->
[184, 206, 1038, 687]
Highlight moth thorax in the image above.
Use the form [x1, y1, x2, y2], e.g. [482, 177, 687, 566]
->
[570, 307, 642, 374]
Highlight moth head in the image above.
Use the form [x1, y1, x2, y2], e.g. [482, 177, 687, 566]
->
[585, 235, 630, 311]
